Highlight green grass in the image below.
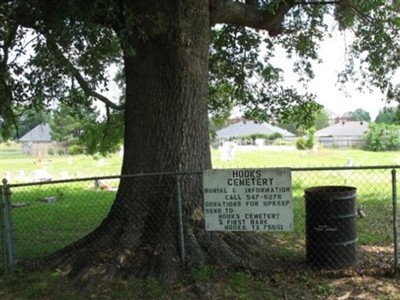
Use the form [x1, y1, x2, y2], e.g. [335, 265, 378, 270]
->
[1, 144, 399, 272]
[11, 182, 115, 259]
[1, 143, 399, 181]
[5, 166, 395, 267]
[212, 148, 400, 168]
[0, 142, 122, 182]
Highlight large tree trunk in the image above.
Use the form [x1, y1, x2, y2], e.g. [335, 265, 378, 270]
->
[30, 0, 267, 282]
[101, 0, 213, 279]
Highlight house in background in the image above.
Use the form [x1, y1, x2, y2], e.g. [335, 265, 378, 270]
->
[315, 121, 369, 148]
[19, 123, 55, 156]
[216, 120, 295, 141]
[215, 120, 296, 159]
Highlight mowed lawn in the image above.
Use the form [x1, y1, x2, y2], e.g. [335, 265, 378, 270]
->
[212, 147, 400, 168]
[2, 142, 400, 182]
[2, 143, 399, 257]
[0, 142, 123, 182]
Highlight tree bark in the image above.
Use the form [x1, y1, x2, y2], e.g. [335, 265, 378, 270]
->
[103, 0, 213, 280]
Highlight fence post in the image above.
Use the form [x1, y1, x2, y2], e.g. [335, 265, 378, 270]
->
[1, 178, 16, 271]
[392, 169, 399, 273]
[1, 179, 6, 271]
[175, 176, 186, 267]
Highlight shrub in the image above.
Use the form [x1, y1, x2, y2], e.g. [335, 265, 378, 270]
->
[68, 144, 84, 155]
[246, 132, 283, 141]
[305, 127, 316, 149]
[267, 132, 283, 140]
[364, 123, 400, 151]
[296, 127, 316, 150]
[296, 138, 307, 150]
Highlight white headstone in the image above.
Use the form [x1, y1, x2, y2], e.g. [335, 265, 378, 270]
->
[32, 169, 52, 182]
[220, 142, 236, 161]
[255, 139, 264, 147]
[16, 170, 26, 181]
[59, 171, 69, 179]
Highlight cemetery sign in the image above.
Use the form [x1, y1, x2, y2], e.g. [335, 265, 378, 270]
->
[203, 168, 293, 231]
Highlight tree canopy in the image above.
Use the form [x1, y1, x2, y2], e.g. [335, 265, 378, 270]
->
[375, 106, 400, 124]
[314, 108, 330, 130]
[343, 108, 371, 122]
[2, 1, 399, 149]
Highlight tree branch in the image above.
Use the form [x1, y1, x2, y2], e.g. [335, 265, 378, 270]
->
[210, 0, 296, 34]
[0, 21, 20, 137]
[210, 0, 343, 35]
[45, 34, 125, 111]
[9, 3, 124, 111]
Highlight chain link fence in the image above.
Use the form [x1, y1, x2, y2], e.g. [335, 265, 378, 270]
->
[1, 166, 399, 274]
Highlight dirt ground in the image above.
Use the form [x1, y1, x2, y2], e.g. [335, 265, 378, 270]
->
[1, 245, 399, 299]
[315, 245, 400, 300]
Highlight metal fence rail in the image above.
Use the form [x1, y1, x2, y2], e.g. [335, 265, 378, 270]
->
[0, 166, 398, 274]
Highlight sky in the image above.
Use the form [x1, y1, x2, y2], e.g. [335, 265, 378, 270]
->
[273, 28, 396, 121]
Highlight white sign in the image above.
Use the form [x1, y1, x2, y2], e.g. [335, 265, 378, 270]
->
[203, 168, 293, 232]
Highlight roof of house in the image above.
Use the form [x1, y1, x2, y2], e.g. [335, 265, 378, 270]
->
[216, 121, 295, 139]
[315, 121, 369, 137]
[19, 123, 52, 142]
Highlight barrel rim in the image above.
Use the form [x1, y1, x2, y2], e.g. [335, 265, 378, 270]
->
[304, 185, 356, 194]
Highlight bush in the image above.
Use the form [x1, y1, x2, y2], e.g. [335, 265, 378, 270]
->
[305, 127, 316, 149]
[296, 128, 316, 150]
[364, 123, 400, 151]
[246, 133, 283, 141]
[267, 132, 283, 141]
[296, 138, 307, 150]
[68, 144, 84, 155]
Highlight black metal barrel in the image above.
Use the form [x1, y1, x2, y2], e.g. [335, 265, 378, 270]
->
[305, 186, 357, 269]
